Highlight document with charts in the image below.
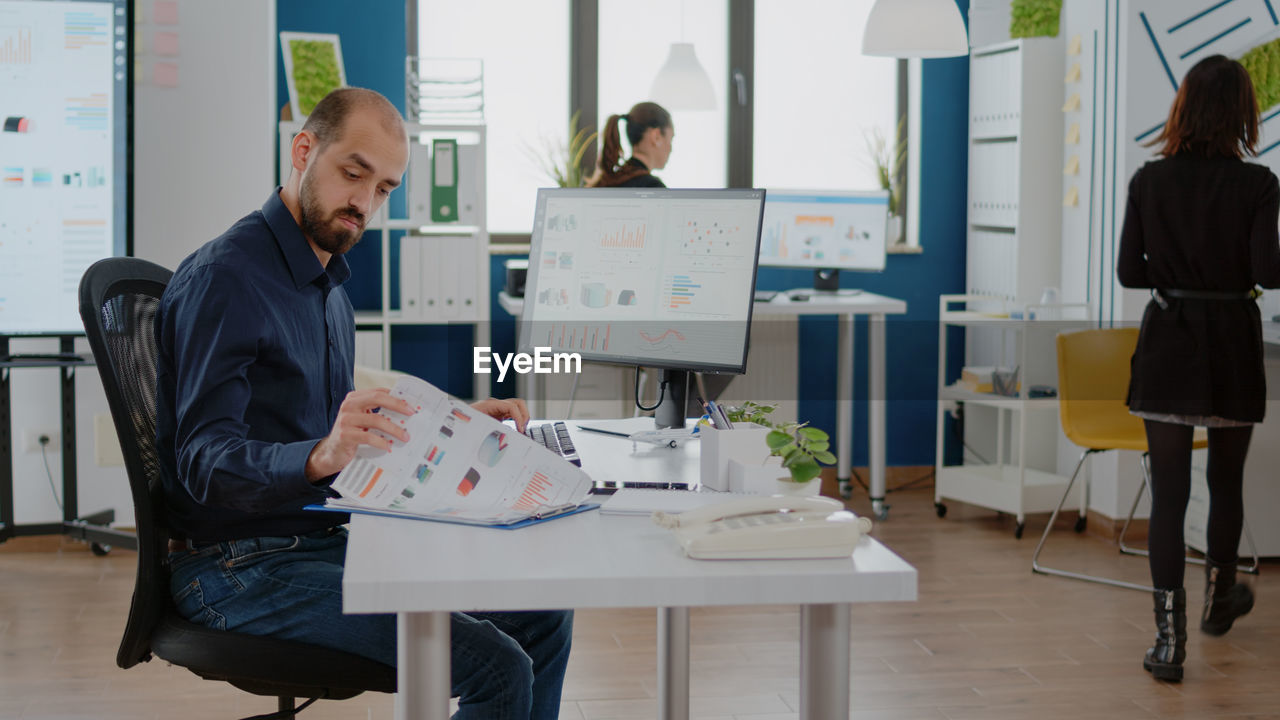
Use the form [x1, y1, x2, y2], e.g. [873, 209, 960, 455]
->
[321, 376, 595, 527]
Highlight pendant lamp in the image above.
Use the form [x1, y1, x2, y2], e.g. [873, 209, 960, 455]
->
[862, 0, 969, 58]
[649, 42, 716, 111]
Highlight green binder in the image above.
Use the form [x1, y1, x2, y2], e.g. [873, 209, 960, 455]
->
[431, 138, 458, 222]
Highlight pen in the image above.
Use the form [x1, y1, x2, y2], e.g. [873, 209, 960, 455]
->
[576, 425, 631, 438]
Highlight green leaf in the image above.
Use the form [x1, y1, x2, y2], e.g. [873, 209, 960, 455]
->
[814, 451, 837, 465]
[807, 441, 830, 453]
[788, 461, 821, 484]
[765, 431, 792, 451]
[798, 427, 828, 442]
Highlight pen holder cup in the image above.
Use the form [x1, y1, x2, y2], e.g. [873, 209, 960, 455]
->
[699, 425, 770, 491]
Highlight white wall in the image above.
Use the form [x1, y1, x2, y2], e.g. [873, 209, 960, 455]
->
[8, 0, 275, 530]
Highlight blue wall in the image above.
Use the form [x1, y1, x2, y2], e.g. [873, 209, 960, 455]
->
[282, 0, 970, 466]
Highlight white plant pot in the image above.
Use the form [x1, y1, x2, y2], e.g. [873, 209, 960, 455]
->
[728, 457, 802, 494]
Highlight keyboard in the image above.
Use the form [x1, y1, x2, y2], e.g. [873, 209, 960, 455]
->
[524, 421, 581, 466]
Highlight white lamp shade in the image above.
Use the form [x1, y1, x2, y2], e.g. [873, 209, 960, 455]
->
[649, 42, 717, 111]
[862, 0, 969, 59]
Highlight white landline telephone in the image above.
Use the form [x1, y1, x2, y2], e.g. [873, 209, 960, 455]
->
[652, 495, 873, 560]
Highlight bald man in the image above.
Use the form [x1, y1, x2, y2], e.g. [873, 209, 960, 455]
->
[155, 87, 571, 719]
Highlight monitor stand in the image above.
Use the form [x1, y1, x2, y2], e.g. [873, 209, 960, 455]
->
[654, 368, 689, 429]
[814, 268, 840, 292]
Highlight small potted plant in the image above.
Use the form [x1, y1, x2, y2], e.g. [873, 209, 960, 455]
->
[719, 402, 837, 493]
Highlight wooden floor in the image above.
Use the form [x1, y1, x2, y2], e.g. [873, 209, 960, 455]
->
[3, 486, 1279, 720]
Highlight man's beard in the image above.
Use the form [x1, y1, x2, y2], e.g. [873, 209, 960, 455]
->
[298, 172, 365, 256]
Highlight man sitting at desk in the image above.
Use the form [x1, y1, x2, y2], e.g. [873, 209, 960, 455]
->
[155, 87, 572, 719]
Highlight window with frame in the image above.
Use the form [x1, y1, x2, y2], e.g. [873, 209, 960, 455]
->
[417, 0, 571, 234]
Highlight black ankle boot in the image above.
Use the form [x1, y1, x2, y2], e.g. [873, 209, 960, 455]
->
[1143, 588, 1186, 682]
[1201, 557, 1254, 636]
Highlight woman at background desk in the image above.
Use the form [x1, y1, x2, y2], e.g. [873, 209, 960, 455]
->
[1118, 54, 1280, 683]
[586, 101, 672, 188]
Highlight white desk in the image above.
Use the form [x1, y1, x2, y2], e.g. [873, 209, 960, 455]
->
[342, 418, 917, 720]
[497, 290, 909, 519]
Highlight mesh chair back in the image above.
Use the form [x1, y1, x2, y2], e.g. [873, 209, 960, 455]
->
[78, 257, 173, 669]
[1056, 327, 1146, 450]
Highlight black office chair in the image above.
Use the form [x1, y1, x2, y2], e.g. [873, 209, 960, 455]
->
[78, 258, 396, 720]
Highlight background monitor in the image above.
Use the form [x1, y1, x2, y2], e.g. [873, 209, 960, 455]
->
[519, 187, 766, 427]
[0, 0, 131, 336]
[758, 189, 888, 290]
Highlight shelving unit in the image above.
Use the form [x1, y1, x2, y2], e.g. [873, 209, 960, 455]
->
[278, 120, 491, 402]
[965, 37, 1063, 306]
[934, 295, 1089, 537]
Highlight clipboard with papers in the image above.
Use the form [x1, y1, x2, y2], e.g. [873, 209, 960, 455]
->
[307, 376, 597, 529]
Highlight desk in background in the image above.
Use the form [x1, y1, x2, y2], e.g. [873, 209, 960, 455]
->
[497, 290, 908, 520]
[342, 416, 917, 720]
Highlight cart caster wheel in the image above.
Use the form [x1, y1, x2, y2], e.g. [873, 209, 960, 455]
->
[90, 542, 111, 556]
[1074, 516, 1087, 533]
[935, 503, 947, 518]
[1015, 522, 1025, 539]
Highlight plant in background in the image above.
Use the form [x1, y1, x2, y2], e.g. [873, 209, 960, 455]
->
[1009, 0, 1063, 39]
[725, 402, 836, 484]
[1239, 39, 1280, 112]
[525, 110, 599, 188]
[287, 39, 343, 116]
[861, 116, 907, 216]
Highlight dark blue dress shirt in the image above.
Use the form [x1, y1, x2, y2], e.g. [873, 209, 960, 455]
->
[155, 190, 354, 541]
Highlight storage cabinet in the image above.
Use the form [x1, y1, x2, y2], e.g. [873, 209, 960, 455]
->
[934, 295, 1089, 537]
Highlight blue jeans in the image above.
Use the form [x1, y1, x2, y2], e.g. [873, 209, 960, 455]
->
[168, 527, 573, 720]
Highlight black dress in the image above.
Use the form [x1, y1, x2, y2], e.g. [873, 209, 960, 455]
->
[1117, 154, 1280, 423]
[613, 158, 665, 188]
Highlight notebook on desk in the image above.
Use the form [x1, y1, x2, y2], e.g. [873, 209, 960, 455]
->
[599, 488, 749, 516]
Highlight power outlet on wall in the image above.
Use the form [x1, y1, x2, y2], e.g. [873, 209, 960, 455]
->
[22, 429, 60, 454]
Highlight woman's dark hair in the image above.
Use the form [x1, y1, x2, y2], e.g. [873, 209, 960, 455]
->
[588, 101, 672, 187]
[1150, 55, 1259, 159]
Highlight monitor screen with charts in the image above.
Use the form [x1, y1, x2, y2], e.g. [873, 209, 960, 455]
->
[519, 187, 766, 375]
[0, 0, 131, 335]
[757, 190, 889, 272]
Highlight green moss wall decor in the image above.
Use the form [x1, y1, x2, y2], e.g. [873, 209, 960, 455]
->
[1010, 0, 1063, 39]
[1240, 39, 1280, 112]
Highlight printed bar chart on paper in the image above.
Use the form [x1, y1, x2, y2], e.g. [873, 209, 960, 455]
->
[322, 376, 594, 527]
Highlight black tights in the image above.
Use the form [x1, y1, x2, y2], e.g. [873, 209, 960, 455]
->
[1143, 419, 1251, 590]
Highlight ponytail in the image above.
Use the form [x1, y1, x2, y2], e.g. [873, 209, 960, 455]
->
[587, 101, 672, 188]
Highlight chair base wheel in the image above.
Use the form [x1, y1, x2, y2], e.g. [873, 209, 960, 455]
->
[91, 542, 111, 556]
[1015, 522, 1025, 539]
[1074, 516, 1087, 533]
[934, 502, 947, 518]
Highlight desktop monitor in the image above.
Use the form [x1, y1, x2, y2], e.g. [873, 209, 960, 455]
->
[518, 187, 766, 428]
[758, 189, 889, 291]
[0, 0, 132, 336]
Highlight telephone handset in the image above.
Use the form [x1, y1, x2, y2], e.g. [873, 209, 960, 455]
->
[652, 495, 873, 560]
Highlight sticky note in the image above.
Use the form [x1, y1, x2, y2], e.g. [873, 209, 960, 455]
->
[153, 31, 178, 57]
[153, 61, 178, 88]
[1064, 156, 1079, 175]
[1064, 187, 1079, 207]
[1066, 123, 1080, 144]
[1068, 35, 1082, 55]
[1066, 63, 1081, 83]
[154, 0, 178, 26]
[1062, 93, 1081, 112]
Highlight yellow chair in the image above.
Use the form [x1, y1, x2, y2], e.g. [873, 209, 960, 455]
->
[1031, 327, 1257, 591]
